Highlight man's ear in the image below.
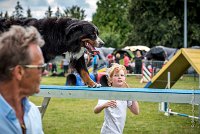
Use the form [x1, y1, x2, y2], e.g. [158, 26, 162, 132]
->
[12, 65, 24, 80]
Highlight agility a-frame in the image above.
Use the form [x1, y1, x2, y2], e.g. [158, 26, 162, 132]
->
[145, 48, 200, 89]
[145, 48, 200, 120]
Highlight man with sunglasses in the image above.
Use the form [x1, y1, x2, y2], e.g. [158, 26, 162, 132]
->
[0, 25, 44, 133]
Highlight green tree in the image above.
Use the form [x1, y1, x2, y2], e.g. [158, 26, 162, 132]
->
[63, 5, 86, 20]
[126, 0, 200, 48]
[92, 0, 131, 48]
[0, 12, 3, 18]
[45, 6, 53, 18]
[4, 11, 9, 19]
[27, 7, 32, 18]
[12, 1, 24, 18]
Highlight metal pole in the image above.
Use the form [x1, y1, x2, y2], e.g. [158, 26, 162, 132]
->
[167, 72, 171, 89]
[184, 0, 187, 48]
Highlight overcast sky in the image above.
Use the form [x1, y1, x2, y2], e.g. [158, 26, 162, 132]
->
[0, 0, 98, 21]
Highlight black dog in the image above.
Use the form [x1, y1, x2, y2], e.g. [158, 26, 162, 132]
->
[0, 18, 104, 87]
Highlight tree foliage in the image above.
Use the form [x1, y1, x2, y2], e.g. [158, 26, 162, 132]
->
[126, 0, 200, 48]
[45, 6, 53, 18]
[4, 11, 9, 19]
[12, 1, 24, 19]
[92, 0, 131, 48]
[27, 8, 32, 18]
[63, 5, 86, 20]
[0, 12, 3, 18]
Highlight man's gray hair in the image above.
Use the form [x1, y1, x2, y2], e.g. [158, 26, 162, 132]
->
[0, 25, 45, 81]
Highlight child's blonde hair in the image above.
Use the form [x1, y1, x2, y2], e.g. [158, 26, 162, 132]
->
[107, 63, 129, 87]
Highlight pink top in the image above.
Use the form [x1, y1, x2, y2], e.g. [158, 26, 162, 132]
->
[124, 56, 130, 67]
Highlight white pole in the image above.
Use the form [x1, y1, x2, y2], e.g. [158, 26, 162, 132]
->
[164, 72, 171, 115]
[167, 72, 171, 89]
[160, 72, 171, 114]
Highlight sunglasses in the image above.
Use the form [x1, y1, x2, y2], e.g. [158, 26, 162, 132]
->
[21, 64, 47, 73]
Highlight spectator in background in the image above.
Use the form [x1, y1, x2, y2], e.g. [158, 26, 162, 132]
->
[107, 53, 115, 67]
[123, 53, 130, 73]
[92, 52, 99, 74]
[134, 50, 143, 74]
[0, 26, 44, 133]
[61, 58, 69, 76]
[47, 62, 52, 72]
[115, 53, 121, 64]
[51, 61, 57, 74]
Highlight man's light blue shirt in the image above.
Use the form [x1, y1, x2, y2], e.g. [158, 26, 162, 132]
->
[0, 95, 44, 134]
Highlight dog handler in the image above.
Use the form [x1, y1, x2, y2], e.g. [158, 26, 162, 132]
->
[0, 26, 44, 133]
[94, 63, 139, 134]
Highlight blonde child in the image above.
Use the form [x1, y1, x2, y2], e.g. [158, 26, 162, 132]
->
[94, 63, 139, 134]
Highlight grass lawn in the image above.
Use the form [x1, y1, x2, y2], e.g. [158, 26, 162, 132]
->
[30, 75, 200, 134]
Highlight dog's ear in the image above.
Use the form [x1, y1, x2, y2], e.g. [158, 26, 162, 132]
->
[65, 21, 90, 35]
[65, 22, 79, 35]
[65, 22, 84, 35]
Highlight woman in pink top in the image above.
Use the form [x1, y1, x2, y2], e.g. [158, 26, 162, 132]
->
[123, 53, 130, 73]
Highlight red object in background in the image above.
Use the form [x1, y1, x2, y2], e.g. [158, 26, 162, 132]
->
[107, 54, 112, 58]
[107, 54, 115, 65]
[48, 63, 52, 70]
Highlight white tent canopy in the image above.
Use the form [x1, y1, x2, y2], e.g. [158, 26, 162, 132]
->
[124, 45, 150, 52]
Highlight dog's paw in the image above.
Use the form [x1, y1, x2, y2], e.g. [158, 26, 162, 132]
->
[95, 83, 101, 88]
[88, 83, 101, 88]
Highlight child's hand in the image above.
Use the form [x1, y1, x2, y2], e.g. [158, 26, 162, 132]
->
[104, 100, 117, 108]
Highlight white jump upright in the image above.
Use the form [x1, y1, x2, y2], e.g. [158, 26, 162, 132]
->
[158, 72, 200, 120]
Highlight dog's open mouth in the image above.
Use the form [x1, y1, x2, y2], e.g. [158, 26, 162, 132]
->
[82, 40, 100, 55]
[85, 43, 99, 54]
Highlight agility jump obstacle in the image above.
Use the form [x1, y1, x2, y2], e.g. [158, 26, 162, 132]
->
[35, 85, 200, 119]
[37, 85, 200, 104]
